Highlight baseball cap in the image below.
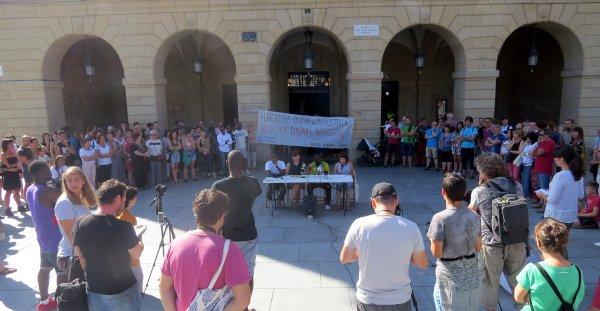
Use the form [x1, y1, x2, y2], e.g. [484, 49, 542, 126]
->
[371, 182, 397, 198]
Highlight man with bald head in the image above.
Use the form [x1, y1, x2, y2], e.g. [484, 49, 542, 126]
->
[212, 150, 262, 309]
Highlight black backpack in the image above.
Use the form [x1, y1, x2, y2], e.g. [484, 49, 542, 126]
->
[483, 178, 529, 245]
[530, 263, 581, 311]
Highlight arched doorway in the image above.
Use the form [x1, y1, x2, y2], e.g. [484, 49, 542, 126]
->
[44, 36, 127, 130]
[269, 27, 348, 117]
[381, 25, 460, 125]
[156, 31, 237, 128]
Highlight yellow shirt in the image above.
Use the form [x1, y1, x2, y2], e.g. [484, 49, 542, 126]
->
[308, 161, 330, 175]
[116, 209, 140, 267]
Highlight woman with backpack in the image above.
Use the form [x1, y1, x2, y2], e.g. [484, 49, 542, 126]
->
[514, 218, 585, 310]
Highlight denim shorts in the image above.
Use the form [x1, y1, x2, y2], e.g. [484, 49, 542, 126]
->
[169, 151, 180, 164]
[357, 300, 412, 311]
[87, 283, 141, 311]
[234, 239, 258, 276]
[400, 143, 414, 156]
[40, 250, 61, 273]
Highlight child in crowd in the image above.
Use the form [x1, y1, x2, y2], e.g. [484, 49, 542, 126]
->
[574, 181, 600, 228]
[116, 186, 145, 292]
[50, 155, 68, 186]
[36, 146, 51, 164]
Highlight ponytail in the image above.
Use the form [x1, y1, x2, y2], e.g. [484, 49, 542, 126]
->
[553, 145, 584, 181]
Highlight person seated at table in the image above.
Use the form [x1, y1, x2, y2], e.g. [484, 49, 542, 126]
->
[333, 153, 356, 210]
[265, 153, 286, 208]
[286, 150, 305, 207]
[307, 153, 332, 210]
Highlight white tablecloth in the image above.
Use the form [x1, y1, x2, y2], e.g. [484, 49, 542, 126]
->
[263, 174, 353, 184]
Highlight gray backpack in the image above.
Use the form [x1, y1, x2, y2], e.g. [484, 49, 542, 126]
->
[484, 179, 529, 245]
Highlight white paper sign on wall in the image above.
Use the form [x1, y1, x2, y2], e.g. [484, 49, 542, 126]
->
[353, 24, 380, 37]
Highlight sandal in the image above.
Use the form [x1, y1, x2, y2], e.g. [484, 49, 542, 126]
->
[0, 266, 16, 275]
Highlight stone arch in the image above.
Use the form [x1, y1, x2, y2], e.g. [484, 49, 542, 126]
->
[42, 34, 127, 130]
[495, 21, 584, 125]
[154, 30, 237, 126]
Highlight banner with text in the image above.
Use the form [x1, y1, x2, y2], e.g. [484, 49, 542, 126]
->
[256, 110, 354, 149]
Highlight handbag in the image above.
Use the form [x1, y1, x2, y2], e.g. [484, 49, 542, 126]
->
[56, 217, 88, 311]
[513, 154, 524, 166]
[187, 240, 233, 311]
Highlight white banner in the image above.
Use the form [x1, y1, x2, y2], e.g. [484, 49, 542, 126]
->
[256, 110, 354, 149]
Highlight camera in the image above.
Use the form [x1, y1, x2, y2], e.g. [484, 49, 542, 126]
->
[155, 184, 167, 196]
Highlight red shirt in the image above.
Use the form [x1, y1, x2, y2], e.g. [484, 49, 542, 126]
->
[161, 231, 250, 311]
[533, 139, 556, 175]
[387, 127, 401, 144]
[584, 194, 600, 223]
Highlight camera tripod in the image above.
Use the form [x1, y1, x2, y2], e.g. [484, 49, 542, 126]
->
[143, 189, 176, 297]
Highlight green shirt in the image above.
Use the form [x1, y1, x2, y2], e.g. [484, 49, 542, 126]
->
[516, 262, 585, 311]
[308, 161, 329, 174]
[400, 123, 416, 144]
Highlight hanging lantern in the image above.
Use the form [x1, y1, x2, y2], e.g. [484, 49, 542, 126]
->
[193, 58, 203, 77]
[84, 55, 95, 83]
[303, 29, 314, 70]
[415, 51, 426, 72]
[528, 47, 539, 72]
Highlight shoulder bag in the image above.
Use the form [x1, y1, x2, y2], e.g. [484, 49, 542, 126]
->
[187, 240, 233, 311]
[56, 216, 88, 311]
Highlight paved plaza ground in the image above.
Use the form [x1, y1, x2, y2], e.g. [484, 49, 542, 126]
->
[1, 167, 598, 311]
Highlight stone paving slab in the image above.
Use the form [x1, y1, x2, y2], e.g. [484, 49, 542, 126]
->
[1, 166, 598, 310]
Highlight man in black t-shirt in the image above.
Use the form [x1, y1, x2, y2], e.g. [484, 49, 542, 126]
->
[74, 180, 143, 311]
[212, 150, 261, 305]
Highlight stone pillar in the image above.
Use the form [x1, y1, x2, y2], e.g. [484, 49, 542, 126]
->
[235, 73, 270, 163]
[42, 80, 66, 131]
[122, 78, 167, 126]
[563, 68, 599, 148]
[452, 70, 499, 119]
[347, 71, 383, 160]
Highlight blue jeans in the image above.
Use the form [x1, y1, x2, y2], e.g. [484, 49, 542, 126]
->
[521, 166, 532, 198]
[149, 159, 161, 187]
[538, 173, 551, 190]
[87, 283, 141, 311]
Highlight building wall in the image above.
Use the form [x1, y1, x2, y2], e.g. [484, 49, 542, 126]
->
[0, 1, 598, 153]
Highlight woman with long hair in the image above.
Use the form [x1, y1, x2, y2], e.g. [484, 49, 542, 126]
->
[182, 130, 197, 182]
[451, 122, 463, 174]
[514, 219, 585, 310]
[507, 129, 525, 182]
[54, 167, 97, 281]
[536, 145, 584, 258]
[570, 126, 585, 156]
[439, 124, 455, 173]
[196, 129, 212, 179]
[41, 133, 52, 159]
[95, 133, 113, 185]
[123, 130, 135, 186]
[1, 139, 23, 216]
[167, 130, 181, 184]
[132, 134, 150, 189]
[286, 150, 305, 207]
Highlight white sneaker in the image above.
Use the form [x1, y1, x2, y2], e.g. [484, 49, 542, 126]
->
[325, 205, 331, 210]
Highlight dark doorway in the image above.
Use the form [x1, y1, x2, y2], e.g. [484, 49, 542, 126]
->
[222, 84, 238, 126]
[288, 71, 331, 116]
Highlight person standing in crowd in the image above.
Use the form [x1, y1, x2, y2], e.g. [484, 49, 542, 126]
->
[216, 125, 233, 176]
[159, 188, 251, 311]
[533, 129, 556, 192]
[95, 133, 113, 185]
[535, 145, 584, 258]
[485, 124, 505, 155]
[54, 131, 73, 166]
[591, 127, 600, 181]
[74, 179, 143, 311]
[507, 130, 525, 182]
[132, 134, 150, 189]
[428, 173, 481, 310]
[439, 124, 454, 173]
[50, 155, 68, 186]
[167, 130, 182, 184]
[2, 139, 24, 216]
[451, 122, 463, 174]
[424, 120, 440, 171]
[478, 118, 493, 154]
[400, 117, 416, 168]
[108, 132, 125, 182]
[233, 122, 249, 159]
[569, 126, 585, 156]
[123, 130, 136, 186]
[521, 132, 539, 200]
[79, 137, 98, 188]
[514, 219, 585, 310]
[116, 186, 144, 292]
[26, 161, 64, 311]
[415, 118, 429, 167]
[247, 124, 257, 172]
[382, 120, 401, 168]
[18, 135, 35, 204]
[307, 153, 332, 209]
[500, 117, 513, 136]
[212, 150, 262, 309]
[574, 181, 600, 228]
[459, 117, 478, 179]
[341, 182, 428, 311]
[468, 153, 527, 311]
[55, 166, 96, 282]
[197, 129, 212, 178]
[182, 130, 197, 182]
[286, 150, 305, 207]
[145, 130, 164, 187]
[560, 119, 574, 146]
[333, 153, 356, 210]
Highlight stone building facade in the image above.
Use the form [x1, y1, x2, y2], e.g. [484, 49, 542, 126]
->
[0, 0, 599, 156]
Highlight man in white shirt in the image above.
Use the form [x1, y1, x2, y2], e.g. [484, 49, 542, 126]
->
[341, 182, 428, 311]
[145, 130, 164, 187]
[264, 154, 286, 208]
[216, 126, 233, 176]
[233, 122, 249, 158]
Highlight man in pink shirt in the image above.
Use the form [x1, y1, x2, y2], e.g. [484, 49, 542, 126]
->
[159, 189, 251, 311]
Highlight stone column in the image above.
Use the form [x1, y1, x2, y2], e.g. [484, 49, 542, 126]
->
[347, 71, 383, 159]
[235, 73, 271, 163]
[452, 70, 499, 119]
[122, 78, 167, 126]
[563, 68, 599, 148]
[41, 80, 66, 131]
